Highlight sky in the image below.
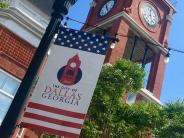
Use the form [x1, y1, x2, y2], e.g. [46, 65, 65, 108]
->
[66, 0, 184, 104]
[161, 0, 184, 103]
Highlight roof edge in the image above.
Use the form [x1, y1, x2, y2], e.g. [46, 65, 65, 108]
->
[163, 0, 176, 13]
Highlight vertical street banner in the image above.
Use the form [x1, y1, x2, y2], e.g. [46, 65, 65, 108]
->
[20, 27, 112, 137]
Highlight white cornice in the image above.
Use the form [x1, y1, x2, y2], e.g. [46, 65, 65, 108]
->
[0, 7, 48, 47]
[163, 0, 176, 13]
[140, 88, 162, 105]
[85, 11, 168, 56]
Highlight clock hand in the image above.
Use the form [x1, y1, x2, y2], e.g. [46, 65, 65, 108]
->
[148, 7, 152, 17]
[151, 11, 156, 19]
[105, 4, 109, 11]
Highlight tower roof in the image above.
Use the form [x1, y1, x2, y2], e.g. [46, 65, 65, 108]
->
[163, 0, 176, 13]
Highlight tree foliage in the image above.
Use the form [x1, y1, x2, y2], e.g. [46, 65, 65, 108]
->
[42, 59, 184, 137]
[80, 59, 164, 138]
[155, 100, 184, 138]
[0, 0, 10, 9]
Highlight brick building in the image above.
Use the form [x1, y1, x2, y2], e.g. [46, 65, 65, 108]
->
[0, 0, 51, 137]
[0, 0, 175, 138]
[82, 0, 175, 105]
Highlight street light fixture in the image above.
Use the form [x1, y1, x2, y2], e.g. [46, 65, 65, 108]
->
[0, 0, 77, 137]
[164, 53, 170, 64]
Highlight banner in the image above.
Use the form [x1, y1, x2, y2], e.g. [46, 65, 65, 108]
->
[21, 27, 111, 137]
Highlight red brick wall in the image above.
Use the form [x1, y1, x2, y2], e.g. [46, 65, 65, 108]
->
[104, 19, 130, 64]
[0, 26, 39, 138]
[83, 0, 131, 28]
[0, 26, 36, 79]
[84, 0, 172, 44]
[147, 54, 166, 99]
[83, 0, 174, 99]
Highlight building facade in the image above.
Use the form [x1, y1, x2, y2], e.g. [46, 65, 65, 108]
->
[0, 0, 175, 138]
[0, 0, 51, 137]
[82, 0, 175, 104]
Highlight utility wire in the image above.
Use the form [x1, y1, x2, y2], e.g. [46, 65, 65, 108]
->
[169, 47, 184, 54]
[65, 17, 129, 37]
[64, 16, 184, 55]
[66, 17, 106, 33]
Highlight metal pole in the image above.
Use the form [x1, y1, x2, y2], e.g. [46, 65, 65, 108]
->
[0, 0, 77, 137]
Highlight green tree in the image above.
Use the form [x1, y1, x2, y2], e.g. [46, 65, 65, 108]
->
[0, 0, 10, 9]
[81, 59, 163, 138]
[155, 100, 184, 138]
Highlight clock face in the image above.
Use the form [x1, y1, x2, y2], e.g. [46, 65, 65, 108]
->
[99, 0, 116, 17]
[140, 2, 160, 28]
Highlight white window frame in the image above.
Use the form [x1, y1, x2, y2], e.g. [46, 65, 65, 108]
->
[0, 69, 21, 98]
[0, 69, 21, 124]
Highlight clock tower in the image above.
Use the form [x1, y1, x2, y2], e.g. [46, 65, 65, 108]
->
[82, 0, 175, 103]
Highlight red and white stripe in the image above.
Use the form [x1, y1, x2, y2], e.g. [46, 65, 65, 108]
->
[21, 102, 86, 138]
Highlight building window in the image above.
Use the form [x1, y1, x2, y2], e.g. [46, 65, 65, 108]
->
[126, 92, 137, 105]
[0, 69, 20, 125]
[123, 33, 154, 90]
[144, 62, 151, 88]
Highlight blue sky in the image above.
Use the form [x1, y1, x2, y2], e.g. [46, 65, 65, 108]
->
[67, 0, 184, 103]
[161, 0, 184, 103]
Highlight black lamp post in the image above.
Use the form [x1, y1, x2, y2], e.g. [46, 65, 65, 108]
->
[0, 0, 77, 137]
